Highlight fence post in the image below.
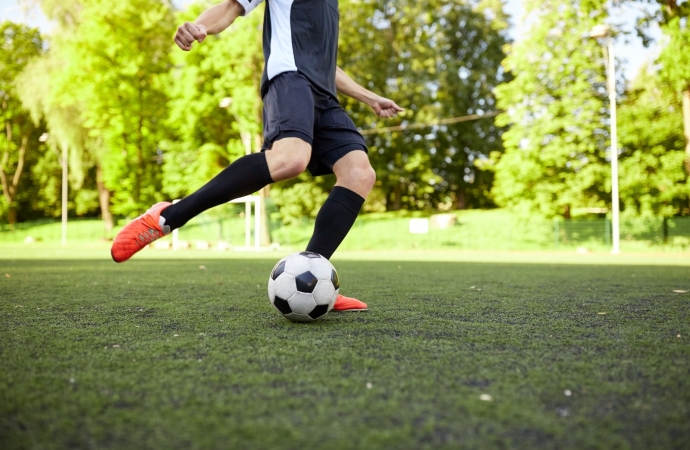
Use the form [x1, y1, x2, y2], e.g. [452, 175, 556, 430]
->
[553, 218, 560, 250]
[605, 217, 611, 247]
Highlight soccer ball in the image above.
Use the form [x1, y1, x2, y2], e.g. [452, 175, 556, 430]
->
[267, 251, 339, 322]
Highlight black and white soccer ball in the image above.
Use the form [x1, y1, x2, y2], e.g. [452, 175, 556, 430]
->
[268, 251, 339, 322]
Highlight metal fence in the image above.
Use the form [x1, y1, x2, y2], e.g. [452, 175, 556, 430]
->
[1, 214, 689, 252]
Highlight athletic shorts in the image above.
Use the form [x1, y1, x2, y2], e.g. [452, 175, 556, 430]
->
[261, 71, 368, 177]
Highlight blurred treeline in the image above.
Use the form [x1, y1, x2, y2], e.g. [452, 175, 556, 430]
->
[1, 0, 688, 231]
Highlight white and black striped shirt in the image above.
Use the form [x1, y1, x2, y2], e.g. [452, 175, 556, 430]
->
[237, 0, 340, 99]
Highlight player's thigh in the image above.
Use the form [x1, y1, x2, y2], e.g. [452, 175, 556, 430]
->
[261, 72, 316, 181]
[312, 104, 370, 176]
[265, 137, 312, 181]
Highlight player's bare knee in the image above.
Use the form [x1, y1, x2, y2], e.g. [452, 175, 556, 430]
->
[357, 164, 376, 191]
[338, 160, 376, 195]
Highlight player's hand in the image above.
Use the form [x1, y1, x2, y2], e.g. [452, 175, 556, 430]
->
[174, 22, 207, 51]
[371, 96, 404, 118]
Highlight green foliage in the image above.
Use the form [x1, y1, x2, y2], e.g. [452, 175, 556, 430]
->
[6, 0, 689, 227]
[162, 1, 263, 200]
[41, 0, 176, 216]
[492, 0, 610, 218]
[338, 0, 509, 211]
[657, 16, 690, 93]
[618, 69, 689, 217]
[269, 173, 332, 225]
[18, 43, 96, 219]
[0, 21, 47, 225]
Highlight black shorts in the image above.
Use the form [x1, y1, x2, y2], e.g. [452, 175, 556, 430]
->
[261, 71, 368, 177]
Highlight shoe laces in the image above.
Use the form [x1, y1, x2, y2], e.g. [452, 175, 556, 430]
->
[135, 227, 163, 248]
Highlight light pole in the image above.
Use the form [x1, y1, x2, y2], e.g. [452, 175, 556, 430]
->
[589, 24, 620, 254]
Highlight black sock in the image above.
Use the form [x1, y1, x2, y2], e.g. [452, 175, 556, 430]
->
[161, 152, 273, 231]
[306, 186, 365, 259]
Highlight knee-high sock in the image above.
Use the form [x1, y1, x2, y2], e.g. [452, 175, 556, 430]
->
[161, 152, 273, 231]
[306, 186, 365, 259]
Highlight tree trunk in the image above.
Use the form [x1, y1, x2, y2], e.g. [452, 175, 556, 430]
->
[7, 206, 16, 230]
[455, 189, 467, 210]
[96, 165, 113, 232]
[390, 183, 402, 211]
[682, 88, 690, 212]
[0, 132, 28, 229]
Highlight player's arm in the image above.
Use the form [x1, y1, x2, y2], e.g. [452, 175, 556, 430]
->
[174, 0, 258, 51]
[335, 67, 404, 118]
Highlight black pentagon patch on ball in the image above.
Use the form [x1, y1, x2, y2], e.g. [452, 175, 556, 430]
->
[271, 260, 285, 280]
[299, 251, 322, 259]
[273, 295, 292, 314]
[295, 271, 318, 293]
[308, 304, 329, 320]
[331, 269, 340, 290]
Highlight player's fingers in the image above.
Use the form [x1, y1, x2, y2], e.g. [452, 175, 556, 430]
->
[183, 21, 200, 39]
[178, 27, 195, 45]
[382, 100, 404, 112]
[174, 36, 191, 51]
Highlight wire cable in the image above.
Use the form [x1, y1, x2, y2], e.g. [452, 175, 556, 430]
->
[359, 111, 502, 135]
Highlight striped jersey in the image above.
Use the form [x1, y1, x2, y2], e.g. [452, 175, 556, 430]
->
[236, 0, 339, 99]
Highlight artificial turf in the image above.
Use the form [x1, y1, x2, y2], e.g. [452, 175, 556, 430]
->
[1, 255, 689, 449]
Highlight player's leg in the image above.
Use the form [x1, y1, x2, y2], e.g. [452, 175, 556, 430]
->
[160, 138, 310, 231]
[304, 101, 374, 311]
[307, 151, 374, 311]
[111, 139, 311, 263]
[305, 150, 375, 259]
[309, 150, 375, 311]
[111, 72, 314, 263]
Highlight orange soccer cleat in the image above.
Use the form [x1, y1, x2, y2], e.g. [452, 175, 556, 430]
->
[333, 294, 368, 311]
[111, 202, 172, 263]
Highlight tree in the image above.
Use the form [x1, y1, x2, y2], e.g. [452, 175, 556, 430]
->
[617, 68, 689, 216]
[163, 1, 269, 240]
[162, 1, 263, 200]
[18, 50, 105, 223]
[657, 16, 690, 177]
[337, 0, 510, 212]
[29, 0, 176, 222]
[0, 22, 46, 227]
[492, 0, 610, 218]
[270, 0, 509, 219]
[617, 0, 690, 215]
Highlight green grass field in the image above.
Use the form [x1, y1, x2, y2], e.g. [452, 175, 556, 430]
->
[1, 248, 689, 449]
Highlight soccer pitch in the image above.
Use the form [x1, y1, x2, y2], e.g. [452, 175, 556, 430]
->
[1, 248, 689, 449]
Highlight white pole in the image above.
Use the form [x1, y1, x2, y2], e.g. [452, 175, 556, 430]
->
[607, 38, 620, 254]
[254, 196, 260, 250]
[61, 143, 68, 247]
[172, 199, 180, 250]
[245, 201, 251, 248]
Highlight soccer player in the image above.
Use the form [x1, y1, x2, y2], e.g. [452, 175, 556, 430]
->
[111, 0, 404, 311]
